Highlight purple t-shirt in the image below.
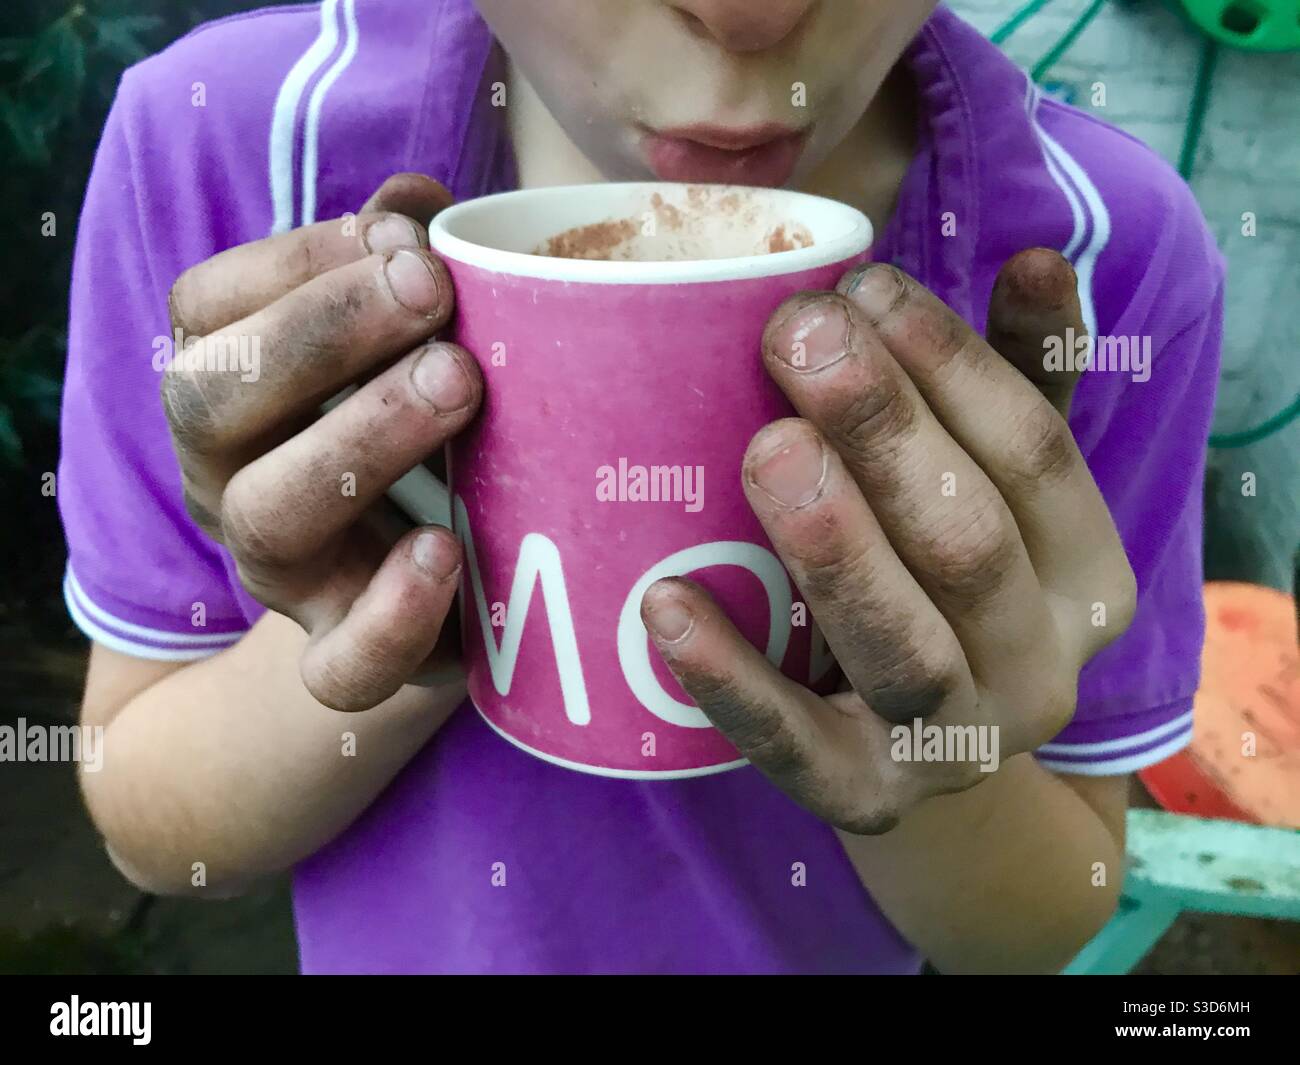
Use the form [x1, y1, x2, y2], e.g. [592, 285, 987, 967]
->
[60, 1, 1224, 973]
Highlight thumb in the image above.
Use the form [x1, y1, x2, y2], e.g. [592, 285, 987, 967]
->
[985, 247, 1086, 419]
[361, 172, 455, 225]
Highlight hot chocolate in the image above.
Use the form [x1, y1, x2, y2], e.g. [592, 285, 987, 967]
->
[534, 185, 813, 261]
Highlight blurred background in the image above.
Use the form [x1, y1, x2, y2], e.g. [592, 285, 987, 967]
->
[0, 0, 1296, 974]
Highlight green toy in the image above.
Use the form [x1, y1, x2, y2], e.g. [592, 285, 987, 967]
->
[1176, 0, 1300, 52]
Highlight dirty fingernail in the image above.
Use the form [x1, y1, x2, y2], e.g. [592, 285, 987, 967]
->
[643, 587, 695, 643]
[384, 249, 442, 317]
[748, 429, 827, 509]
[363, 214, 425, 255]
[843, 263, 904, 321]
[412, 530, 459, 579]
[411, 344, 472, 413]
[770, 298, 851, 372]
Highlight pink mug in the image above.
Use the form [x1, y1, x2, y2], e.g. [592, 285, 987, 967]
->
[409, 182, 871, 778]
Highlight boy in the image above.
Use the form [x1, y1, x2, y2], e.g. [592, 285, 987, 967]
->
[62, 0, 1223, 973]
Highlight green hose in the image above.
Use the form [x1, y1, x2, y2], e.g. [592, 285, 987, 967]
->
[1208, 392, 1300, 449]
[1031, 0, 1110, 80]
[1178, 34, 1219, 179]
[991, 0, 1061, 45]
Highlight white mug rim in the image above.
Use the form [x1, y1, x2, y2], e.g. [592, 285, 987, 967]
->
[427, 182, 872, 285]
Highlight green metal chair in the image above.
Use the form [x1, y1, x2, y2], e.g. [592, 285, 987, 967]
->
[1063, 810, 1300, 974]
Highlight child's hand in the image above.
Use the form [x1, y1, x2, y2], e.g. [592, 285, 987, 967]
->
[161, 174, 481, 711]
[641, 250, 1137, 833]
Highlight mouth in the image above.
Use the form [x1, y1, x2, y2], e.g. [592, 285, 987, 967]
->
[638, 123, 808, 188]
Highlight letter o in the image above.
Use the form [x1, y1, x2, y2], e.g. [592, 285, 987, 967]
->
[617, 542, 792, 728]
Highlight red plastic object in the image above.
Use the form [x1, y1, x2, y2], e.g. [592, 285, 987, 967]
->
[1139, 582, 1300, 829]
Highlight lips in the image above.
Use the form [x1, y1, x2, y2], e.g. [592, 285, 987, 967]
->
[640, 123, 808, 187]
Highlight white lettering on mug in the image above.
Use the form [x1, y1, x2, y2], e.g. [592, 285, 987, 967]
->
[454, 496, 592, 725]
[616, 543, 792, 728]
[454, 496, 799, 731]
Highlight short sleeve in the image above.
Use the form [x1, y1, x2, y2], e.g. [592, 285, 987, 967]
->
[1035, 283, 1225, 776]
[58, 77, 249, 660]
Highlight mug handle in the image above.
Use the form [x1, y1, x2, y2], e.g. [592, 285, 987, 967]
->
[388, 462, 451, 528]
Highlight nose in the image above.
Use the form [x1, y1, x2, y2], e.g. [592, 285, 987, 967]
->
[670, 0, 815, 54]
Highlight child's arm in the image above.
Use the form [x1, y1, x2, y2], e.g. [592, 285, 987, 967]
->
[80, 614, 464, 896]
[641, 249, 1143, 972]
[76, 176, 480, 894]
[835, 760, 1126, 974]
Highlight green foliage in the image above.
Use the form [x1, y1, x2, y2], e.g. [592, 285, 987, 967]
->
[0, 1, 268, 634]
[0, 1, 268, 467]
[0, 921, 147, 975]
[0, 11, 155, 169]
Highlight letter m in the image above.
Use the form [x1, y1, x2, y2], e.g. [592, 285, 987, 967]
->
[454, 496, 591, 725]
